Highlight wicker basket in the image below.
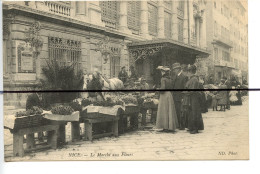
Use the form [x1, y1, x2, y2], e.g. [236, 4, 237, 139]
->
[13, 114, 49, 130]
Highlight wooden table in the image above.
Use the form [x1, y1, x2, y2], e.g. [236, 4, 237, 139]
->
[12, 125, 59, 157]
[83, 115, 119, 141]
[49, 121, 67, 146]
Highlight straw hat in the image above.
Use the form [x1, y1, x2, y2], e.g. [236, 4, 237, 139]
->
[172, 63, 181, 70]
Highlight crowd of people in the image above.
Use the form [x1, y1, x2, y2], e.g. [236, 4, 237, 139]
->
[154, 63, 247, 134]
[155, 63, 204, 134]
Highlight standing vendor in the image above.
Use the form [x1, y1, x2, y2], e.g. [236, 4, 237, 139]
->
[118, 66, 128, 84]
[130, 65, 138, 81]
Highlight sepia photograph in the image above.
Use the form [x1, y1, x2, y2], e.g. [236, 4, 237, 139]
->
[2, 0, 249, 162]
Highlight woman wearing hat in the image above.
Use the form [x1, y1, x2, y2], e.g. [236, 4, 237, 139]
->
[185, 65, 204, 134]
[156, 66, 179, 132]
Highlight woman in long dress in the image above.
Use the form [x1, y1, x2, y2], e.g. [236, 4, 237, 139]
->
[156, 67, 179, 132]
[185, 65, 204, 134]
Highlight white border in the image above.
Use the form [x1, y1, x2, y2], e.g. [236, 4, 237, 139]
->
[1, 0, 260, 174]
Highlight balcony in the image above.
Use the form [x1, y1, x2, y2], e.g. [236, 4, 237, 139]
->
[212, 35, 233, 48]
[43, 1, 71, 16]
[215, 59, 235, 69]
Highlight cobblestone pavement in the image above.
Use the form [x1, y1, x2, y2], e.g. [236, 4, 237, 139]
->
[4, 97, 249, 161]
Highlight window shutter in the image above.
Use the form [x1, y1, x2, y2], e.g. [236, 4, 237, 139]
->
[164, 11, 171, 38]
[127, 1, 141, 33]
[148, 3, 158, 35]
[100, 1, 119, 29]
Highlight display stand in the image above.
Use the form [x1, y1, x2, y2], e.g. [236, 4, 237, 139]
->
[83, 116, 119, 141]
[12, 125, 59, 157]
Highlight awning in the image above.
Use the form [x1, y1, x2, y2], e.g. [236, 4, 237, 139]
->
[128, 39, 210, 62]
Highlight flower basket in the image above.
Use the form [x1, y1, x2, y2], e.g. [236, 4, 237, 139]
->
[13, 114, 49, 131]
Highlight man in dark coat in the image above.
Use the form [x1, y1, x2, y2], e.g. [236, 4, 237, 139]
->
[171, 63, 188, 130]
[118, 66, 128, 84]
[130, 65, 138, 81]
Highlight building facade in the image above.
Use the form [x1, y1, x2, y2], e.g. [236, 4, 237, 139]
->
[205, 0, 248, 83]
[3, 0, 209, 107]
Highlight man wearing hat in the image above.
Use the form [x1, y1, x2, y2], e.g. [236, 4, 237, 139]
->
[118, 66, 128, 84]
[171, 62, 188, 130]
[130, 65, 138, 80]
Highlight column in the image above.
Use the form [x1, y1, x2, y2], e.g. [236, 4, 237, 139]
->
[140, 1, 150, 38]
[87, 1, 104, 27]
[200, 10, 207, 49]
[196, 19, 200, 46]
[183, 0, 189, 44]
[157, 1, 165, 38]
[171, 0, 178, 40]
[119, 1, 131, 34]
[75, 1, 86, 15]
[188, 0, 194, 44]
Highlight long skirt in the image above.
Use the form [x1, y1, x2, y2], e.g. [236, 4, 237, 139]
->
[188, 93, 204, 131]
[156, 91, 179, 131]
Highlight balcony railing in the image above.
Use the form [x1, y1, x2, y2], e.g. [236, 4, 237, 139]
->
[215, 59, 235, 68]
[213, 35, 233, 48]
[44, 1, 71, 16]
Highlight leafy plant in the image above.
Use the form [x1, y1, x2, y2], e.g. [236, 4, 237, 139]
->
[41, 59, 83, 105]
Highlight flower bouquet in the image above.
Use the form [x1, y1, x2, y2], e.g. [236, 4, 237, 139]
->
[44, 104, 80, 122]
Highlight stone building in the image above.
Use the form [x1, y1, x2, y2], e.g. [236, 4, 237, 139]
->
[3, 0, 209, 107]
[205, 0, 248, 83]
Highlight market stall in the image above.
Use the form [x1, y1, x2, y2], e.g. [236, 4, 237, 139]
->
[4, 107, 59, 157]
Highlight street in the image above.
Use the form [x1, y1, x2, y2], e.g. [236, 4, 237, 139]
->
[4, 97, 249, 161]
